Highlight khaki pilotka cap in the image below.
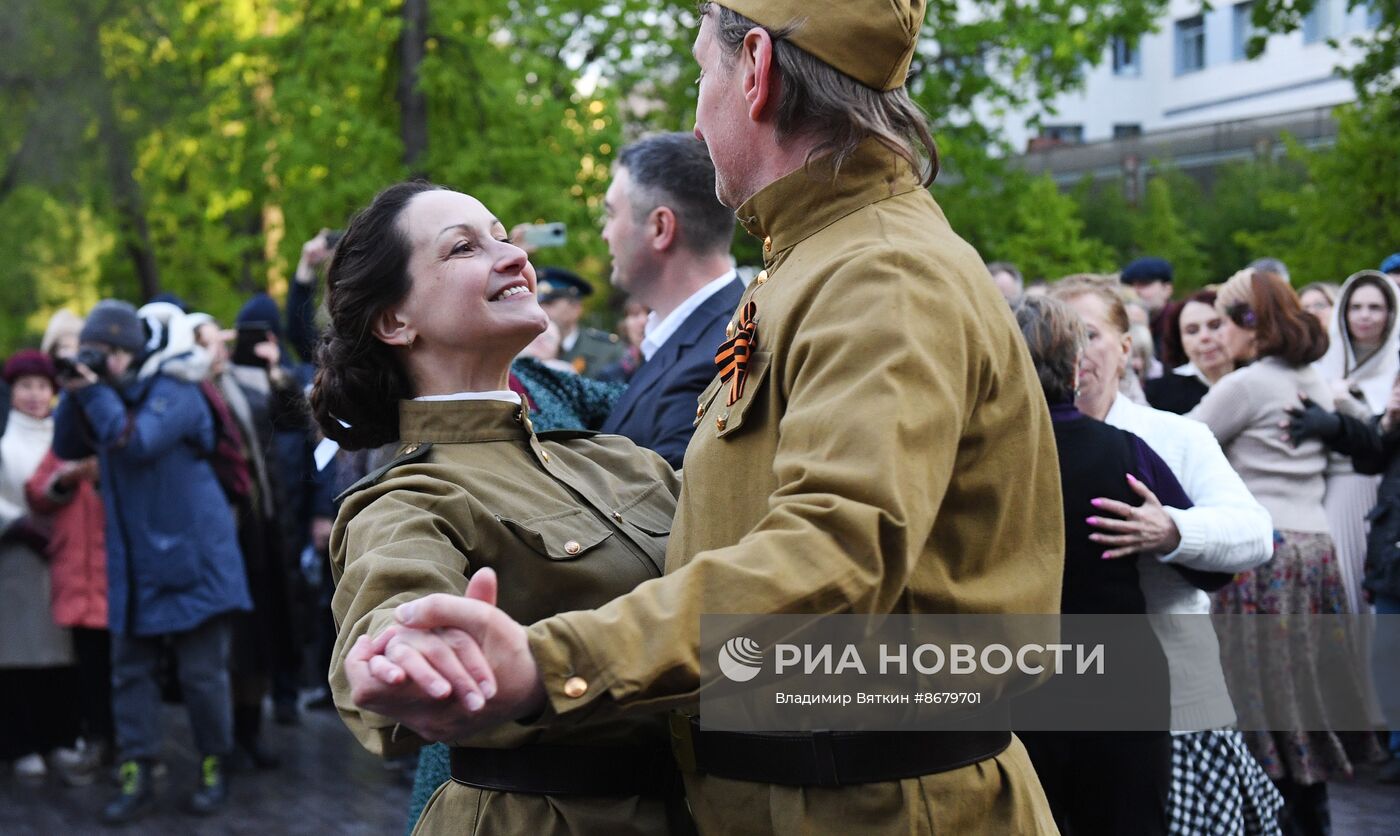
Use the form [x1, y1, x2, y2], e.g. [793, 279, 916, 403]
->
[718, 0, 926, 91]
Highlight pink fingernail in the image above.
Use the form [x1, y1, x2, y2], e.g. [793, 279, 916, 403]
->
[1090, 498, 1102, 507]
[466, 692, 485, 712]
[1086, 516, 1097, 525]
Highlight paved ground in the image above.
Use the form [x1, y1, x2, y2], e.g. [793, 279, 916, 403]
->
[0, 702, 411, 835]
[2, 708, 1397, 833]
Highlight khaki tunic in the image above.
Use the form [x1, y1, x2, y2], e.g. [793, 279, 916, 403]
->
[560, 327, 625, 378]
[526, 143, 1065, 834]
[328, 399, 686, 835]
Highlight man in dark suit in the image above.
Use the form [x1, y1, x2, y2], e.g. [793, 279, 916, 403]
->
[600, 132, 742, 468]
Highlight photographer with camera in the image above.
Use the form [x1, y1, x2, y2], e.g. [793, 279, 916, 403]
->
[52, 299, 251, 824]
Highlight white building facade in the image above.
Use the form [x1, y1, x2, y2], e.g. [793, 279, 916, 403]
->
[1004, 0, 1382, 152]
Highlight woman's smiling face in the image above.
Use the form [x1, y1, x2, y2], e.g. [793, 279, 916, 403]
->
[394, 190, 549, 356]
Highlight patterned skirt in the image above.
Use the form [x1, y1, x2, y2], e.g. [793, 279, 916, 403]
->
[1212, 529, 1383, 785]
[1168, 730, 1283, 835]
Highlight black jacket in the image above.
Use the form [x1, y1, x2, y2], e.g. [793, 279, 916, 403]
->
[1325, 413, 1400, 600]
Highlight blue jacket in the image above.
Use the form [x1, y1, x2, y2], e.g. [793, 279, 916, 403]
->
[53, 374, 252, 636]
[601, 278, 744, 468]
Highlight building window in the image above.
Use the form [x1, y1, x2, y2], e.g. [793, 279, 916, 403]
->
[1040, 124, 1084, 145]
[1232, 2, 1258, 61]
[1113, 124, 1143, 140]
[1175, 15, 1207, 75]
[1303, 0, 1334, 44]
[1112, 37, 1141, 77]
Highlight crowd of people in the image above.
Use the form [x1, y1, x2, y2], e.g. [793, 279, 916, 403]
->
[4, 1, 1400, 834]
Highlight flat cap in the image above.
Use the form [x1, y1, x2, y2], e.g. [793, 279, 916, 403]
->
[1121, 257, 1174, 285]
[718, 0, 927, 92]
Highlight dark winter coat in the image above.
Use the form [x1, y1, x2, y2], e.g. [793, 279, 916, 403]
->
[1323, 413, 1400, 600]
[53, 373, 252, 636]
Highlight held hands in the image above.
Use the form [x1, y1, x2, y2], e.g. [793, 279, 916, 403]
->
[344, 568, 546, 742]
[1087, 473, 1182, 560]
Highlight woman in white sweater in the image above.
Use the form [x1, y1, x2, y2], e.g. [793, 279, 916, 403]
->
[0, 350, 78, 783]
[1190, 268, 1381, 835]
[1052, 277, 1282, 835]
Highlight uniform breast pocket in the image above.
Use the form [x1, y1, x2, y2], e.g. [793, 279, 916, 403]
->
[613, 481, 674, 538]
[497, 510, 614, 561]
[712, 349, 773, 440]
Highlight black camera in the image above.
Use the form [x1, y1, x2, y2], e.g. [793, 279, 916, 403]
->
[54, 346, 111, 381]
[76, 345, 110, 375]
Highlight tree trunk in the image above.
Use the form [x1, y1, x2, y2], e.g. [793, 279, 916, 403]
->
[399, 0, 429, 176]
[88, 20, 161, 301]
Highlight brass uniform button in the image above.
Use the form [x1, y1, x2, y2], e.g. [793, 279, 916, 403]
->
[563, 676, 589, 698]
[763, 236, 773, 254]
[612, 511, 624, 524]
[755, 270, 768, 286]
[540, 450, 551, 463]
[695, 403, 705, 419]
[400, 443, 420, 456]
[725, 321, 737, 339]
[716, 413, 728, 431]
[564, 540, 582, 555]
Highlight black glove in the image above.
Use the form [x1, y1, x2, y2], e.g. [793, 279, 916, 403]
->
[1285, 396, 1342, 446]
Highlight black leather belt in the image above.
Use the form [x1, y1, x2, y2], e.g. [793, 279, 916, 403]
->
[449, 744, 681, 797]
[671, 714, 1012, 787]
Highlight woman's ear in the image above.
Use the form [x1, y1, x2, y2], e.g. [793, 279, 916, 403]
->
[371, 305, 415, 349]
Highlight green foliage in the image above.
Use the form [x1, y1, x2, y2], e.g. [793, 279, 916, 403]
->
[1006, 176, 1119, 281]
[1130, 175, 1208, 288]
[0, 0, 1205, 353]
[1237, 97, 1400, 283]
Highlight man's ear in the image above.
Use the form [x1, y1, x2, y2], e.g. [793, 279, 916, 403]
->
[650, 206, 679, 253]
[742, 27, 776, 123]
[371, 305, 414, 348]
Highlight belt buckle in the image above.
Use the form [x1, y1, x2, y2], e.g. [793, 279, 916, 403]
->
[669, 713, 698, 774]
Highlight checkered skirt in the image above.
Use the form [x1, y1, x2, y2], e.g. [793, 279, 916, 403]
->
[1169, 730, 1283, 835]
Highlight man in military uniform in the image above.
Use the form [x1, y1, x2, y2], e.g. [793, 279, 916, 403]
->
[536, 267, 624, 377]
[351, 1, 1064, 832]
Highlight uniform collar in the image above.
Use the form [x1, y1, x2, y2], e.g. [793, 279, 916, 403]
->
[398, 398, 532, 444]
[735, 140, 923, 265]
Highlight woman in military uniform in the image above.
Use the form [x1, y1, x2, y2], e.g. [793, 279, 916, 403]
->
[310, 181, 689, 835]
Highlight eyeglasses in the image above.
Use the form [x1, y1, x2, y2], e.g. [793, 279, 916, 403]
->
[1224, 302, 1257, 328]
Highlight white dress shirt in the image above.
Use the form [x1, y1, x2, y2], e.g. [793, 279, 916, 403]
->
[640, 271, 737, 362]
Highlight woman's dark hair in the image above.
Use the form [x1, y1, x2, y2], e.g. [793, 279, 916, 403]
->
[1013, 295, 1086, 405]
[310, 180, 444, 450]
[1249, 270, 1329, 366]
[1160, 289, 1218, 369]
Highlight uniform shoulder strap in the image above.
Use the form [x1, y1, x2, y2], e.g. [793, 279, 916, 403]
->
[333, 442, 435, 505]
